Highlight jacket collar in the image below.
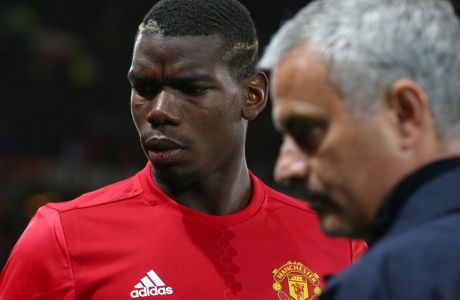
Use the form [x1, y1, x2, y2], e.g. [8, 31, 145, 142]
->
[370, 156, 460, 245]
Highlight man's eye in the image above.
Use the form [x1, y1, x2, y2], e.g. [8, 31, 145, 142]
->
[288, 122, 325, 153]
[135, 84, 158, 98]
[180, 85, 208, 96]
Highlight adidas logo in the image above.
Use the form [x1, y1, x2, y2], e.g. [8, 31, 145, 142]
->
[130, 269, 174, 298]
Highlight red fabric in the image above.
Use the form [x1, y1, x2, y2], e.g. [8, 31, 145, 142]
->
[0, 163, 366, 299]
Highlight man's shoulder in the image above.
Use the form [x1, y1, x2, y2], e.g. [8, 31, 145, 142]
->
[376, 213, 460, 257]
[324, 217, 460, 299]
[262, 184, 317, 216]
[46, 174, 144, 213]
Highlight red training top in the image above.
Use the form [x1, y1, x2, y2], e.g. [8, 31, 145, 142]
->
[0, 163, 366, 299]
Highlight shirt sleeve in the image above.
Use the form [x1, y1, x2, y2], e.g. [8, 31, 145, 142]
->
[0, 205, 75, 299]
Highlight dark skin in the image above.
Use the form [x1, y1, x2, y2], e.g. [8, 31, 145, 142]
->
[128, 33, 268, 215]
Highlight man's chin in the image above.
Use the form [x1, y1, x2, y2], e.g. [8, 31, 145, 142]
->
[319, 214, 370, 239]
[152, 166, 203, 190]
[318, 214, 354, 237]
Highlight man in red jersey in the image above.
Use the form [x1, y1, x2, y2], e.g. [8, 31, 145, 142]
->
[0, 0, 366, 299]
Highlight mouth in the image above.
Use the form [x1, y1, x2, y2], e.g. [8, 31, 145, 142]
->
[302, 190, 336, 214]
[144, 136, 185, 166]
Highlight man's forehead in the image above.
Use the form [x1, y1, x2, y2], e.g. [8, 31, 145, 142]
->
[129, 33, 238, 84]
[270, 43, 350, 127]
[133, 33, 226, 63]
[135, 32, 224, 49]
[272, 97, 325, 128]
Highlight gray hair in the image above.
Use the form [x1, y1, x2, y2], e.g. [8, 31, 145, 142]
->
[259, 0, 460, 139]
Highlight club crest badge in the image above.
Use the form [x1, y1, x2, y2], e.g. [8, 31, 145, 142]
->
[272, 261, 321, 300]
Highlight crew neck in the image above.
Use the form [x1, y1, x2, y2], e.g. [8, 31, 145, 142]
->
[136, 162, 267, 225]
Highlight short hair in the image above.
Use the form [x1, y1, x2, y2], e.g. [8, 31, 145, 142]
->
[259, 0, 460, 139]
[138, 0, 259, 81]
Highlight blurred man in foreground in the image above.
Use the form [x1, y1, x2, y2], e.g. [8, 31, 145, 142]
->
[260, 0, 460, 299]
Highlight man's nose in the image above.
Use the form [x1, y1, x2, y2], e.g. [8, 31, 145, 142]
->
[147, 89, 180, 126]
[274, 136, 310, 186]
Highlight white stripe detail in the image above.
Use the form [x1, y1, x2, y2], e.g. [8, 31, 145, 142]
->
[133, 269, 166, 288]
[141, 276, 154, 288]
[147, 270, 165, 286]
[134, 283, 143, 289]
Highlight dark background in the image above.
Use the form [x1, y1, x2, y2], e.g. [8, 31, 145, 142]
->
[2, 0, 459, 268]
[0, 0, 309, 267]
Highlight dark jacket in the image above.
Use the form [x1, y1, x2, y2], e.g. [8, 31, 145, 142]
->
[321, 157, 460, 300]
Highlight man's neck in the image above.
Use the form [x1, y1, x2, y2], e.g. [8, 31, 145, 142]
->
[152, 161, 253, 215]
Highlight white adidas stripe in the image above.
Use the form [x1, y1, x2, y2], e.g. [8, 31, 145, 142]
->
[147, 270, 165, 286]
[134, 270, 165, 288]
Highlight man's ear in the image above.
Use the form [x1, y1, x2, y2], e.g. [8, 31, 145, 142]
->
[241, 71, 268, 120]
[385, 78, 430, 149]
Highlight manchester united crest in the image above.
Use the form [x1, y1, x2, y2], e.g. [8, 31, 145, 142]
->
[272, 261, 321, 300]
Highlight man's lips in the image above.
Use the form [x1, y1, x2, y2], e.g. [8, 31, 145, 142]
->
[144, 136, 184, 152]
[301, 190, 335, 212]
[144, 136, 185, 165]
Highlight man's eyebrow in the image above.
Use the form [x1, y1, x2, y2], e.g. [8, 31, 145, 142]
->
[172, 74, 214, 83]
[275, 114, 303, 133]
[127, 72, 150, 82]
[127, 72, 214, 83]
[278, 114, 324, 132]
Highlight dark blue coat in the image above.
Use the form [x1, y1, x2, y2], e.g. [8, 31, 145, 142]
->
[322, 157, 460, 300]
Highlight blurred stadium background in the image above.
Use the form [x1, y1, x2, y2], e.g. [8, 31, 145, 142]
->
[2, 0, 459, 268]
[0, 0, 309, 267]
